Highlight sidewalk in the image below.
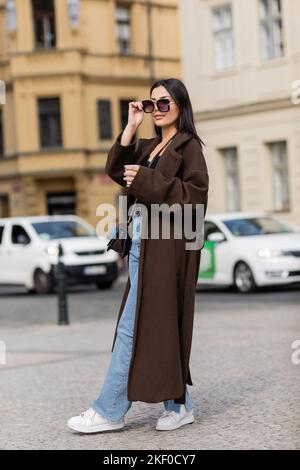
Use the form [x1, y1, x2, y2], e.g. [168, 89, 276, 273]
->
[1, 302, 299, 450]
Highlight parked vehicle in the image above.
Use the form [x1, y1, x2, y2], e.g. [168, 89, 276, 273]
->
[0, 215, 119, 294]
[198, 212, 300, 293]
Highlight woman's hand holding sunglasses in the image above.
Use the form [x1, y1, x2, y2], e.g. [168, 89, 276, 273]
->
[127, 101, 144, 129]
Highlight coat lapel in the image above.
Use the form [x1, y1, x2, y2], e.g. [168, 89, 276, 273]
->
[135, 130, 193, 180]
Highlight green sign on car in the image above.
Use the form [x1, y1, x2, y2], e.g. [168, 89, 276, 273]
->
[198, 241, 216, 279]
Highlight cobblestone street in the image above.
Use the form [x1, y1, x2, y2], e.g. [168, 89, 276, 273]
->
[0, 281, 299, 450]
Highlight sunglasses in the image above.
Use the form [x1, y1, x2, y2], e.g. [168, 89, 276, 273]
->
[141, 98, 176, 113]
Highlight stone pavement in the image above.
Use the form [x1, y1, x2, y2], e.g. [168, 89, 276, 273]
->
[0, 289, 299, 450]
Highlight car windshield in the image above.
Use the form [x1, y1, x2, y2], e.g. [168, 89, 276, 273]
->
[32, 220, 96, 240]
[222, 216, 294, 237]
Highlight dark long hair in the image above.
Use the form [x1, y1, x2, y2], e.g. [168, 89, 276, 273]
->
[150, 78, 205, 148]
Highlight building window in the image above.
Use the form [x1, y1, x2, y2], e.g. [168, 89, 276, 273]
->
[259, 0, 284, 60]
[119, 99, 134, 131]
[115, 4, 131, 55]
[269, 141, 289, 211]
[0, 109, 4, 156]
[38, 97, 62, 148]
[98, 100, 112, 140]
[6, 0, 17, 32]
[223, 147, 240, 211]
[212, 5, 234, 71]
[32, 0, 56, 49]
[47, 191, 76, 215]
[0, 195, 9, 218]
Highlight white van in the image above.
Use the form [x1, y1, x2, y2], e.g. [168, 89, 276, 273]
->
[0, 215, 119, 294]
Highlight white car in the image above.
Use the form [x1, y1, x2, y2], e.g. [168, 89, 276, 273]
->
[197, 211, 300, 293]
[0, 215, 119, 294]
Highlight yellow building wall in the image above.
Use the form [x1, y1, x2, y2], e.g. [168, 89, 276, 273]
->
[0, 0, 181, 230]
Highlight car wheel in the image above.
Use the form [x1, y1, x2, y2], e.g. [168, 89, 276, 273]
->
[96, 280, 114, 290]
[33, 269, 53, 295]
[234, 261, 256, 293]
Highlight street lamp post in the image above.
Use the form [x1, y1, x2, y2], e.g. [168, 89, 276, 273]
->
[146, 0, 154, 84]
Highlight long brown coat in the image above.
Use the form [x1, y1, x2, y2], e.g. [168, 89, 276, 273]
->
[105, 129, 209, 405]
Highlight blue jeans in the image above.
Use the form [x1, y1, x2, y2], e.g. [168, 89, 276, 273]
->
[90, 212, 193, 422]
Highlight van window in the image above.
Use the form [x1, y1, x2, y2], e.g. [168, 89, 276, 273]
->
[11, 225, 31, 245]
[32, 220, 95, 239]
[204, 221, 225, 240]
[0, 226, 4, 244]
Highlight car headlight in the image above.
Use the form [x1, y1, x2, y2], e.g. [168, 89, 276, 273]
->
[257, 248, 284, 258]
[45, 245, 59, 256]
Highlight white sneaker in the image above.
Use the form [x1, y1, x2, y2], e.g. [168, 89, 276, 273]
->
[67, 408, 125, 433]
[156, 405, 194, 431]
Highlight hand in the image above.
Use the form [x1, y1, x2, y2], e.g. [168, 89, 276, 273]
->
[127, 101, 144, 129]
[123, 164, 141, 187]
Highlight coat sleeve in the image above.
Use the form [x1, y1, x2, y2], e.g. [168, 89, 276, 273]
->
[127, 138, 209, 215]
[105, 130, 140, 186]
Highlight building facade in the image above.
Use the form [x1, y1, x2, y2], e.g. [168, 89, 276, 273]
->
[0, 0, 181, 228]
[180, 0, 300, 225]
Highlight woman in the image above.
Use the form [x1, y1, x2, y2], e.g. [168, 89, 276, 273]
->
[68, 78, 209, 433]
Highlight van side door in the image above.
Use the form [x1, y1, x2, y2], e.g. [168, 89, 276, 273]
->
[0, 223, 7, 283]
[5, 223, 33, 284]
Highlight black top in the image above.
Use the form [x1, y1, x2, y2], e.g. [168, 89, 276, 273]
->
[140, 153, 161, 169]
[140, 132, 178, 169]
